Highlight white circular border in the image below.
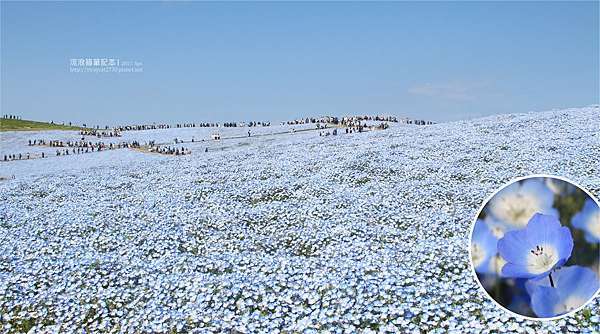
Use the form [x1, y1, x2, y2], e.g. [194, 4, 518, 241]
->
[468, 174, 600, 321]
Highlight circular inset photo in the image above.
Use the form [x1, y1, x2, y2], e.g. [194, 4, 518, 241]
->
[470, 175, 600, 319]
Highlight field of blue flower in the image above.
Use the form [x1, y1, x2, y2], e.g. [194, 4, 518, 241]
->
[472, 177, 599, 318]
[1, 106, 599, 333]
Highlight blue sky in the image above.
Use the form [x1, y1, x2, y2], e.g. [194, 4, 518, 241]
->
[1, 1, 598, 125]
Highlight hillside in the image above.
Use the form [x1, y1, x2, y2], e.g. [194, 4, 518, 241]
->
[0, 106, 599, 332]
[0, 118, 85, 131]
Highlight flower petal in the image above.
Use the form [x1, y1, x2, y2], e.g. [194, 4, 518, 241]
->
[521, 179, 553, 203]
[555, 226, 574, 261]
[530, 286, 561, 317]
[524, 213, 562, 246]
[501, 262, 538, 278]
[497, 229, 531, 265]
[553, 266, 600, 301]
[526, 265, 600, 317]
[472, 219, 500, 274]
[525, 274, 552, 296]
[572, 199, 600, 243]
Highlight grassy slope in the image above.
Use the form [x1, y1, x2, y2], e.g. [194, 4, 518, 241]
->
[0, 118, 86, 131]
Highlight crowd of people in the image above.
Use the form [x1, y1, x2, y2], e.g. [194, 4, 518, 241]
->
[114, 122, 222, 132]
[405, 119, 434, 125]
[3, 114, 414, 163]
[319, 128, 338, 136]
[222, 121, 271, 127]
[285, 116, 340, 125]
[4, 153, 33, 161]
[286, 115, 405, 126]
[52, 142, 134, 156]
[373, 122, 390, 130]
[114, 124, 171, 131]
[28, 139, 141, 150]
[2, 114, 22, 120]
[230, 121, 271, 127]
[2, 139, 147, 162]
[286, 115, 435, 127]
[79, 130, 122, 137]
[315, 120, 390, 136]
[112, 121, 273, 131]
[176, 123, 196, 128]
[147, 144, 192, 156]
[342, 115, 399, 123]
[347, 121, 390, 133]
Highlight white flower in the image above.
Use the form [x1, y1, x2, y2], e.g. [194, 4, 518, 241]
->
[486, 179, 557, 229]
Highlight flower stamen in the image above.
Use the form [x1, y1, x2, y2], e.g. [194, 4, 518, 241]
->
[530, 245, 545, 256]
[526, 244, 559, 275]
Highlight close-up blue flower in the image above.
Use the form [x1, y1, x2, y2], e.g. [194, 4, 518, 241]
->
[486, 179, 558, 230]
[471, 219, 499, 274]
[497, 213, 573, 279]
[525, 265, 600, 318]
[483, 216, 511, 239]
[571, 199, 600, 243]
[545, 178, 577, 196]
[507, 287, 532, 317]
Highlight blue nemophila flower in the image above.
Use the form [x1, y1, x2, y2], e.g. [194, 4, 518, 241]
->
[497, 213, 573, 278]
[487, 179, 557, 230]
[508, 285, 532, 317]
[471, 219, 499, 274]
[484, 216, 510, 239]
[525, 266, 600, 318]
[545, 178, 576, 196]
[572, 199, 600, 243]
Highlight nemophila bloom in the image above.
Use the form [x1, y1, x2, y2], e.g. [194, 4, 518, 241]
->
[497, 213, 573, 278]
[484, 216, 510, 239]
[487, 179, 558, 230]
[471, 219, 499, 274]
[545, 178, 576, 196]
[526, 266, 600, 317]
[571, 199, 600, 243]
[508, 288, 532, 317]
[487, 254, 507, 276]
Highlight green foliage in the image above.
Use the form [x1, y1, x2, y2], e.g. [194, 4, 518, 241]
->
[0, 118, 86, 131]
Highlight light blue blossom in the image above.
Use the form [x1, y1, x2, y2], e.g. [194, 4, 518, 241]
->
[486, 179, 558, 230]
[508, 284, 532, 317]
[471, 219, 499, 274]
[483, 216, 511, 239]
[526, 266, 600, 318]
[497, 213, 573, 279]
[545, 178, 577, 196]
[572, 199, 600, 243]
